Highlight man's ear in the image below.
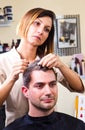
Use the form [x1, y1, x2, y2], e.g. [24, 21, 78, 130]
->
[22, 86, 29, 98]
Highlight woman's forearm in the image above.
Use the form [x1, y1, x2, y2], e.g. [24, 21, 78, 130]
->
[0, 77, 15, 106]
[59, 63, 84, 92]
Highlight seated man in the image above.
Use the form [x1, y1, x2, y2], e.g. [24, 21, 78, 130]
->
[3, 60, 85, 130]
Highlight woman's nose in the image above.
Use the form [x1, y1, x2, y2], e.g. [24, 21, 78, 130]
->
[37, 27, 44, 34]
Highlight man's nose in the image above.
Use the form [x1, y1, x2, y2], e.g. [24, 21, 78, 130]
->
[44, 85, 51, 94]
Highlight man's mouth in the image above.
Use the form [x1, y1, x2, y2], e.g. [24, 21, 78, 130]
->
[41, 98, 54, 103]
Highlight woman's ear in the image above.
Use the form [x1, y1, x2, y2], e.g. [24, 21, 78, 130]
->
[22, 86, 29, 98]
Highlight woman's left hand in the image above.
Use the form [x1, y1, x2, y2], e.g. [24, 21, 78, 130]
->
[38, 53, 62, 68]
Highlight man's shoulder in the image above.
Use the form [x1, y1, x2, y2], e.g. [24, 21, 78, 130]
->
[3, 114, 30, 130]
[56, 111, 81, 121]
[56, 112, 85, 128]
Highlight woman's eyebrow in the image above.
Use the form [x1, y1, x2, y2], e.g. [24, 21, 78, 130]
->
[38, 18, 52, 28]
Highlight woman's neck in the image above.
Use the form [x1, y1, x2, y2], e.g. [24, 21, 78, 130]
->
[17, 43, 37, 63]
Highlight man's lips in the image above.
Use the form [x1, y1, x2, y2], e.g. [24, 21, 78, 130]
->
[41, 98, 54, 103]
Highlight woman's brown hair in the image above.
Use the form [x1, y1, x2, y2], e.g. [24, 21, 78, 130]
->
[17, 8, 56, 58]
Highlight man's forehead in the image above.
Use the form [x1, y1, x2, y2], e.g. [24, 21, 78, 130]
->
[31, 70, 56, 80]
[31, 69, 54, 74]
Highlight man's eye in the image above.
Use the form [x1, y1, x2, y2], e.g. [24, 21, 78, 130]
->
[34, 84, 43, 89]
[50, 82, 57, 87]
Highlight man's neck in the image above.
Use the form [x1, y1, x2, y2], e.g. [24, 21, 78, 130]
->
[28, 108, 54, 117]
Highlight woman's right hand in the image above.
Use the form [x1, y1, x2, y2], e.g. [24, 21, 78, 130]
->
[9, 59, 28, 82]
[0, 59, 28, 105]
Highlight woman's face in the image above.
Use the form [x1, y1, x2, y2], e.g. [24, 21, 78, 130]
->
[27, 16, 52, 47]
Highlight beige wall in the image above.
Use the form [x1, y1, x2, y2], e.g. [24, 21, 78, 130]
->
[0, 0, 85, 116]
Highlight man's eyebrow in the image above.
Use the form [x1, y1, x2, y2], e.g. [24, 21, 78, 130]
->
[34, 82, 45, 85]
[34, 80, 57, 85]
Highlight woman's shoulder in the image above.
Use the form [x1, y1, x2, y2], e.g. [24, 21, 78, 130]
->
[0, 48, 20, 61]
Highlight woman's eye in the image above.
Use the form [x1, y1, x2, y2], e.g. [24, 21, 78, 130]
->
[44, 28, 50, 33]
[34, 21, 40, 26]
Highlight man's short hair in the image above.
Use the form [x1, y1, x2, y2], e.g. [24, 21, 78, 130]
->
[23, 60, 57, 87]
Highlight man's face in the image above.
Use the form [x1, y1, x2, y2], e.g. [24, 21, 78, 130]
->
[27, 70, 58, 112]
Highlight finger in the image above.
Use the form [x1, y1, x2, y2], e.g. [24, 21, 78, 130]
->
[13, 59, 29, 69]
[38, 53, 52, 64]
[45, 57, 57, 68]
[38, 54, 57, 67]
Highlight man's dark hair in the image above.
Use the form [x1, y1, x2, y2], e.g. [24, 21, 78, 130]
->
[23, 60, 57, 87]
